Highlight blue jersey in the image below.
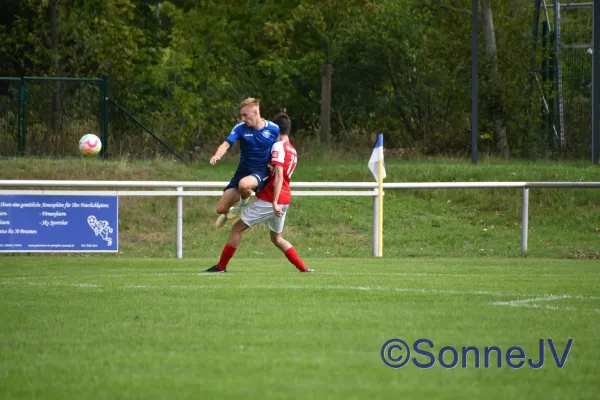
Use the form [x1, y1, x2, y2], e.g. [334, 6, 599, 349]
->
[225, 120, 280, 173]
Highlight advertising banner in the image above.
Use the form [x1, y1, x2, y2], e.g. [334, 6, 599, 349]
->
[0, 195, 118, 252]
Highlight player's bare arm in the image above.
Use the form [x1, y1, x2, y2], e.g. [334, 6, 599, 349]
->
[272, 165, 284, 216]
[210, 141, 231, 165]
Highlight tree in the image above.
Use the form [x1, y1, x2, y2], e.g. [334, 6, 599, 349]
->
[481, 0, 510, 157]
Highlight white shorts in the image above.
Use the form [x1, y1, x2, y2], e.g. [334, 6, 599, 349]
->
[241, 199, 289, 233]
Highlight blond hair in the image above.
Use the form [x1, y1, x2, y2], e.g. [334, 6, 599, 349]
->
[238, 97, 259, 110]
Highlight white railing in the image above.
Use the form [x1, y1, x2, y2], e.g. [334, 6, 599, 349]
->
[1, 180, 599, 258]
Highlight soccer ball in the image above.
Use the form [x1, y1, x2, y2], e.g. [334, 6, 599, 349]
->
[79, 134, 102, 156]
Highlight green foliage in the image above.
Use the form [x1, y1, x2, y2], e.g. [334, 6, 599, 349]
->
[332, 0, 429, 147]
[0, 0, 595, 158]
[0, 0, 141, 78]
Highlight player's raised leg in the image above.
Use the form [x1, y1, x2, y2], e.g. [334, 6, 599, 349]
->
[215, 187, 241, 228]
[227, 175, 260, 220]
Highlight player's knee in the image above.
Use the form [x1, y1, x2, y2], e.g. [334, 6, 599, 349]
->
[238, 179, 257, 194]
[240, 189, 254, 199]
[216, 204, 228, 215]
[238, 183, 251, 194]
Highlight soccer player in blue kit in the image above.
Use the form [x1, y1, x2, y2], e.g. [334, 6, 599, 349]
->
[210, 98, 280, 228]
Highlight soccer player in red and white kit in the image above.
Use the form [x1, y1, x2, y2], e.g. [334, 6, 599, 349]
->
[204, 113, 314, 273]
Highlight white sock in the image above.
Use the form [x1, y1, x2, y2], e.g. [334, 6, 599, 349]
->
[238, 197, 249, 207]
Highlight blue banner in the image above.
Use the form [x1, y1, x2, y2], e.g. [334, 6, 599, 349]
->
[0, 195, 118, 252]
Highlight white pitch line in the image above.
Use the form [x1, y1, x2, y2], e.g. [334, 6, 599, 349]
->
[2, 279, 600, 308]
[231, 284, 578, 299]
[317, 272, 576, 278]
[571, 295, 600, 301]
[0, 281, 100, 288]
[5, 275, 69, 280]
[491, 294, 600, 313]
[394, 287, 502, 296]
[6, 271, 583, 279]
[491, 295, 571, 306]
[1, 281, 505, 297]
[493, 302, 600, 313]
[234, 285, 600, 301]
[519, 304, 600, 313]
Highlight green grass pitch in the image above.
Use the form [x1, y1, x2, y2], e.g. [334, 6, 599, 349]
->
[1, 257, 599, 399]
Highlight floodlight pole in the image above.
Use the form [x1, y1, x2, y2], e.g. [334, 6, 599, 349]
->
[471, 0, 479, 165]
[553, 0, 565, 148]
[593, 0, 600, 164]
[100, 74, 109, 158]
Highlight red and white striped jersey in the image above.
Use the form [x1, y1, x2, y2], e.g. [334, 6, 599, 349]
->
[256, 140, 297, 205]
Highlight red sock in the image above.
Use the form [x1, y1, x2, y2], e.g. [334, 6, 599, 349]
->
[284, 247, 308, 272]
[217, 244, 237, 271]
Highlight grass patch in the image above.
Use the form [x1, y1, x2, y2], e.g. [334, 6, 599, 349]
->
[0, 257, 599, 399]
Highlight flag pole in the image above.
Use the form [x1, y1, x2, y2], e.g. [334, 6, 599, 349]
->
[368, 133, 385, 257]
[377, 158, 383, 257]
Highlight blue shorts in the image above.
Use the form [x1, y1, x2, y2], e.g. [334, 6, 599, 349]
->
[224, 168, 270, 193]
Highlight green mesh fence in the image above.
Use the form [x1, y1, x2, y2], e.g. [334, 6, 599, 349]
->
[21, 77, 102, 157]
[538, 4, 593, 158]
[560, 5, 593, 158]
[0, 77, 103, 157]
[0, 78, 21, 157]
[0, 76, 181, 160]
[108, 99, 180, 160]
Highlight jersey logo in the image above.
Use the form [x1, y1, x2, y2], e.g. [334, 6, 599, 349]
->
[262, 130, 272, 138]
[271, 150, 279, 158]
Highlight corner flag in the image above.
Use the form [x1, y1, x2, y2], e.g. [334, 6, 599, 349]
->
[368, 133, 385, 257]
[368, 134, 386, 182]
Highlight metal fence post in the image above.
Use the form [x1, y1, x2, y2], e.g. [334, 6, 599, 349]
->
[100, 74, 109, 158]
[16, 78, 23, 155]
[521, 187, 529, 255]
[20, 78, 27, 156]
[471, 0, 479, 165]
[593, 0, 600, 164]
[177, 187, 183, 259]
